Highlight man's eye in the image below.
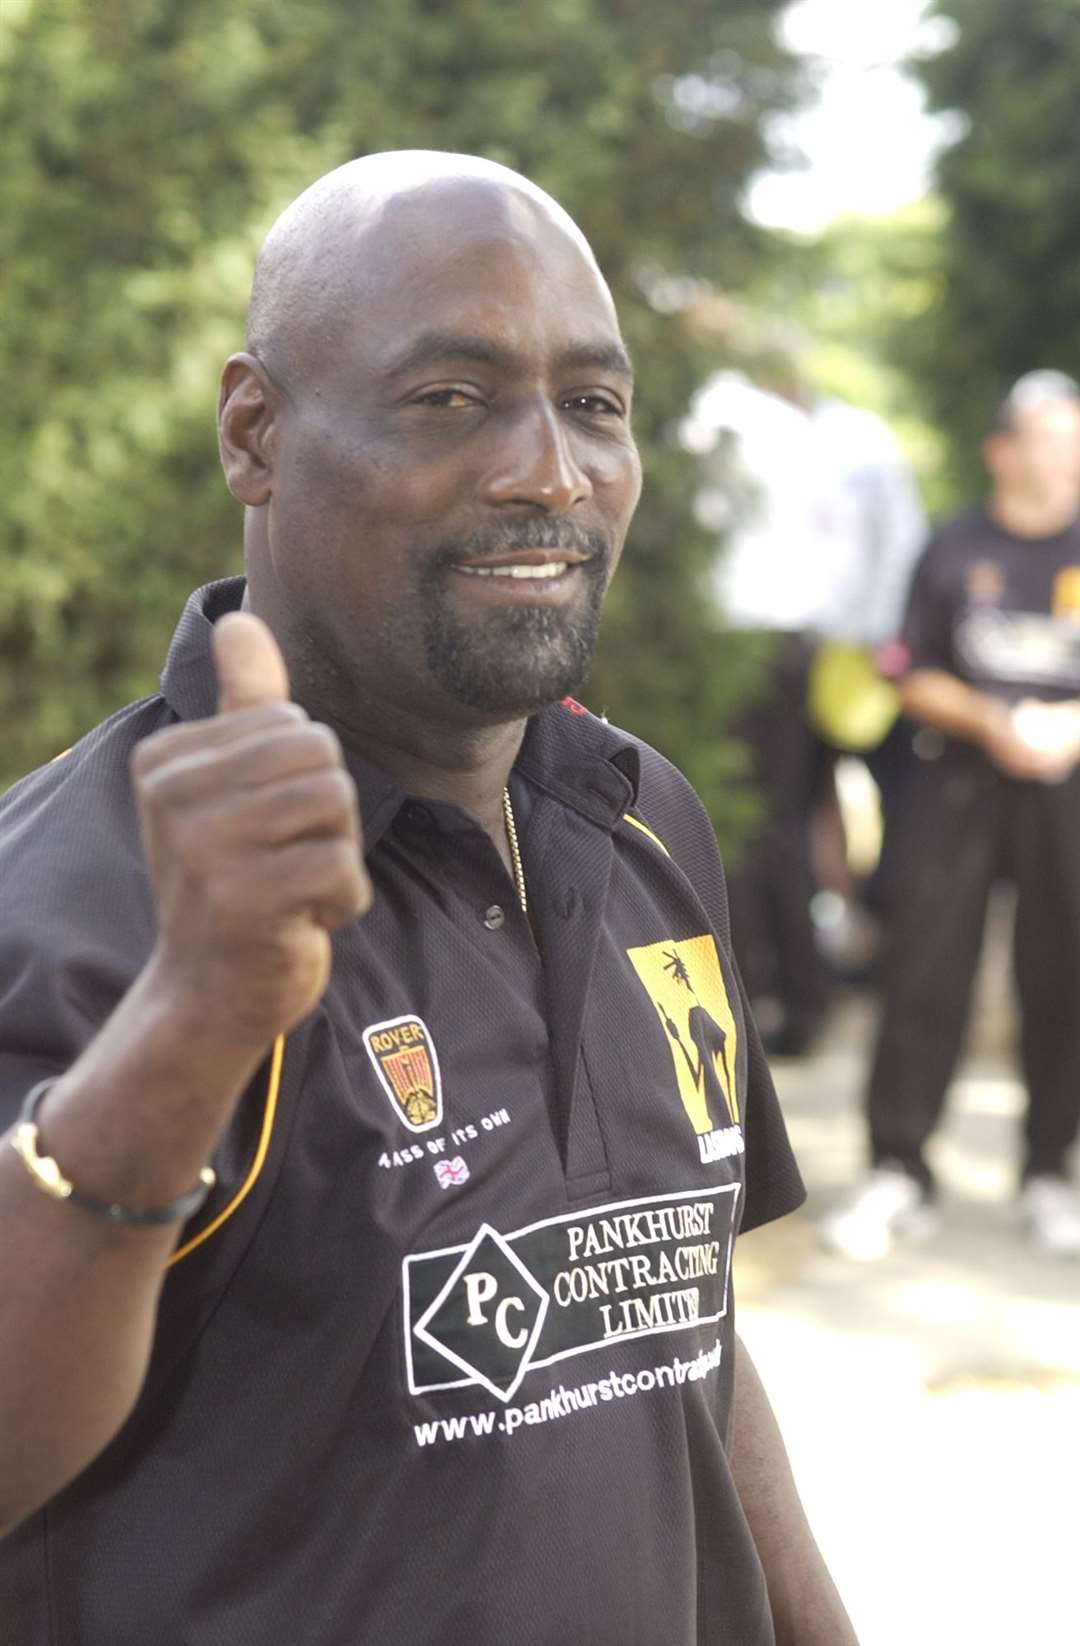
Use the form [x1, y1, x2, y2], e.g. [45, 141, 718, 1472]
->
[564, 393, 623, 416]
[413, 388, 479, 409]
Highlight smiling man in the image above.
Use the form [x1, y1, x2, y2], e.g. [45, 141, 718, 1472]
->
[0, 152, 857, 1645]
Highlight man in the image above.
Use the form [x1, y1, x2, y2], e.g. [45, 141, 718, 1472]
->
[0, 152, 857, 1644]
[687, 366, 926, 1054]
[821, 371, 1080, 1261]
[686, 374, 841, 1056]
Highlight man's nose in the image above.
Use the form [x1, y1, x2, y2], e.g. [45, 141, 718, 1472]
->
[481, 399, 592, 511]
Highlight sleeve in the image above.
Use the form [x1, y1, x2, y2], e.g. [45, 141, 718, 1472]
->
[0, 738, 156, 1131]
[733, 957, 806, 1234]
[858, 456, 929, 647]
[900, 535, 956, 674]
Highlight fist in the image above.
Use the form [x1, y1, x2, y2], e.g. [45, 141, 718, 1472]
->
[131, 612, 370, 1040]
[981, 703, 1079, 784]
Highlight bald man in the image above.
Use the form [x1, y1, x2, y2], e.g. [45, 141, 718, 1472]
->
[0, 153, 857, 1645]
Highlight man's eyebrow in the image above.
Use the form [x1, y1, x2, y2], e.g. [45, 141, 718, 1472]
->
[384, 331, 634, 383]
[557, 341, 635, 382]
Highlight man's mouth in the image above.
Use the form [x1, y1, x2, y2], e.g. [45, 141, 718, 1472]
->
[456, 560, 571, 581]
[432, 528, 607, 605]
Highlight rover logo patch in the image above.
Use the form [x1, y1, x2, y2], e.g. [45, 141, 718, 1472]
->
[363, 1015, 444, 1133]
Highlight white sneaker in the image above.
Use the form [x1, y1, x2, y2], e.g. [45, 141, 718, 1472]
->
[1018, 1176, 1080, 1258]
[819, 1167, 941, 1262]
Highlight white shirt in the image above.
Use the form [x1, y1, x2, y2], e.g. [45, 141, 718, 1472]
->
[684, 375, 926, 644]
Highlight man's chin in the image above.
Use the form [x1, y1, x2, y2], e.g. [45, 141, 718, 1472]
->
[425, 607, 601, 718]
[440, 659, 591, 718]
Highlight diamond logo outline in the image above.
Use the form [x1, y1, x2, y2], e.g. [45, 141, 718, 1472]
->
[412, 1222, 549, 1403]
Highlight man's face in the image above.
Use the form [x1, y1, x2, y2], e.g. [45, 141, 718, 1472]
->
[254, 185, 642, 728]
[991, 400, 1080, 514]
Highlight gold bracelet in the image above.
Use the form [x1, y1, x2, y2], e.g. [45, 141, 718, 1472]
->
[10, 1079, 215, 1227]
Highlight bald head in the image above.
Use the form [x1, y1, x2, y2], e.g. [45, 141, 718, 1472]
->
[246, 151, 603, 386]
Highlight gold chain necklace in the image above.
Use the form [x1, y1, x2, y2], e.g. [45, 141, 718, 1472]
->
[501, 786, 528, 916]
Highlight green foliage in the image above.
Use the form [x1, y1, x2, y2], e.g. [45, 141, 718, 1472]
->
[746, 204, 950, 516]
[1, 0, 802, 848]
[907, 1, 1080, 499]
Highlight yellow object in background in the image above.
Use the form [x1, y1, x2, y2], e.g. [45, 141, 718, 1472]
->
[808, 641, 900, 752]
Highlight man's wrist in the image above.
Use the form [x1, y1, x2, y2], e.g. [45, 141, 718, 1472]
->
[137, 946, 291, 1063]
[22, 958, 281, 1218]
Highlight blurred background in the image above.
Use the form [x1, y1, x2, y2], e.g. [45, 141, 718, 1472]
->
[4, 1, 1080, 1639]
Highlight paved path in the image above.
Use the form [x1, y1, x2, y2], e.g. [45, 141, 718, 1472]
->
[735, 971, 1080, 1645]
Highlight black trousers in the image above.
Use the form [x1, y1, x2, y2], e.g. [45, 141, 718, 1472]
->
[727, 632, 830, 1033]
[866, 747, 1080, 1188]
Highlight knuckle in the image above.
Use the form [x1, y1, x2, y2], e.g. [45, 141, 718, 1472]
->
[314, 841, 366, 903]
[135, 761, 179, 809]
[129, 740, 154, 780]
[130, 725, 182, 778]
[312, 837, 354, 882]
[227, 700, 308, 731]
[302, 721, 344, 764]
[138, 753, 210, 811]
[321, 767, 357, 809]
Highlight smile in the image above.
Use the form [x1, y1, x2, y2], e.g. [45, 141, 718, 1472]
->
[456, 561, 570, 580]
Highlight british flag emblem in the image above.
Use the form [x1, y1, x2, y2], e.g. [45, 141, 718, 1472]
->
[434, 1156, 470, 1190]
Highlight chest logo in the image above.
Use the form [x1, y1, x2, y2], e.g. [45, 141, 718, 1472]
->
[626, 936, 744, 1165]
[1054, 567, 1080, 620]
[363, 1015, 444, 1133]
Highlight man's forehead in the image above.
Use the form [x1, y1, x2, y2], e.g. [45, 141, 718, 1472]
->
[248, 154, 621, 384]
[349, 178, 602, 295]
[331, 191, 625, 368]
[381, 328, 634, 384]
[1015, 401, 1080, 437]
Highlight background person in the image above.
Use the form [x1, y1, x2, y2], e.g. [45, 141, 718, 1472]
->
[821, 370, 1080, 1261]
[686, 367, 925, 1053]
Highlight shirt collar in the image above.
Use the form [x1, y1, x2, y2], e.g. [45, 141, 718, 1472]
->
[160, 578, 639, 849]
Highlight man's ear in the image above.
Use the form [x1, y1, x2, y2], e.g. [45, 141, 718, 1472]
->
[218, 353, 279, 505]
[982, 431, 1009, 486]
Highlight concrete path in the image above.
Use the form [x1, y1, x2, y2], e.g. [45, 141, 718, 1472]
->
[735, 958, 1080, 1646]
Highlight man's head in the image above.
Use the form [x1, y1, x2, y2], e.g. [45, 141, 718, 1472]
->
[218, 152, 642, 734]
[984, 370, 1080, 527]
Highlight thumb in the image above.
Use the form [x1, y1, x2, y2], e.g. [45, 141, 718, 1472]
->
[213, 610, 291, 714]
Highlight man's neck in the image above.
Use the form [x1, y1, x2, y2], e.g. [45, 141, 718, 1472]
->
[989, 489, 1079, 540]
[317, 701, 527, 843]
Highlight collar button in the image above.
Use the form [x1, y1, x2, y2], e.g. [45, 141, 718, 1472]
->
[483, 904, 506, 931]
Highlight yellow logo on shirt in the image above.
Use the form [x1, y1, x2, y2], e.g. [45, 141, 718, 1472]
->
[1053, 567, 1080, 620]
[626, 936, 740, 1142]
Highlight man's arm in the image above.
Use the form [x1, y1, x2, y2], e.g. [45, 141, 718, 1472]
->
[900, 667, 1077, 781]
[0, 614, 368, 1537]
[730, 1335, 859, 1646]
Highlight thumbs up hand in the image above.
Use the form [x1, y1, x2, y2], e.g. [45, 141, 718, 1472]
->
[131, 611, 370, 1045]
[213, 610, 291, 713]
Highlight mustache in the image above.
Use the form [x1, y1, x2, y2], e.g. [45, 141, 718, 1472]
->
[433, 518, 610, 569]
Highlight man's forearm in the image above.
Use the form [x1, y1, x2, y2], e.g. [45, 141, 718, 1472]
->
[729, 1335, 859, 1646]
[0, 958, 274, 1538]
[898, 667, 1003, 746]
[899, 667, 1080, 780]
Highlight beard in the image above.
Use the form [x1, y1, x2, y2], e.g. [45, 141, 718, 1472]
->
[416, 519, 611, 715]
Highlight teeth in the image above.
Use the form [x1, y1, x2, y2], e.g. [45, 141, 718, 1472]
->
[458, 561, 569, 580]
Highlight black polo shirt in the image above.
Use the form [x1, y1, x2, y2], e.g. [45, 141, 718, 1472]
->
[0, 579, 804, 1646]
[903, 507, 1080, 703]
